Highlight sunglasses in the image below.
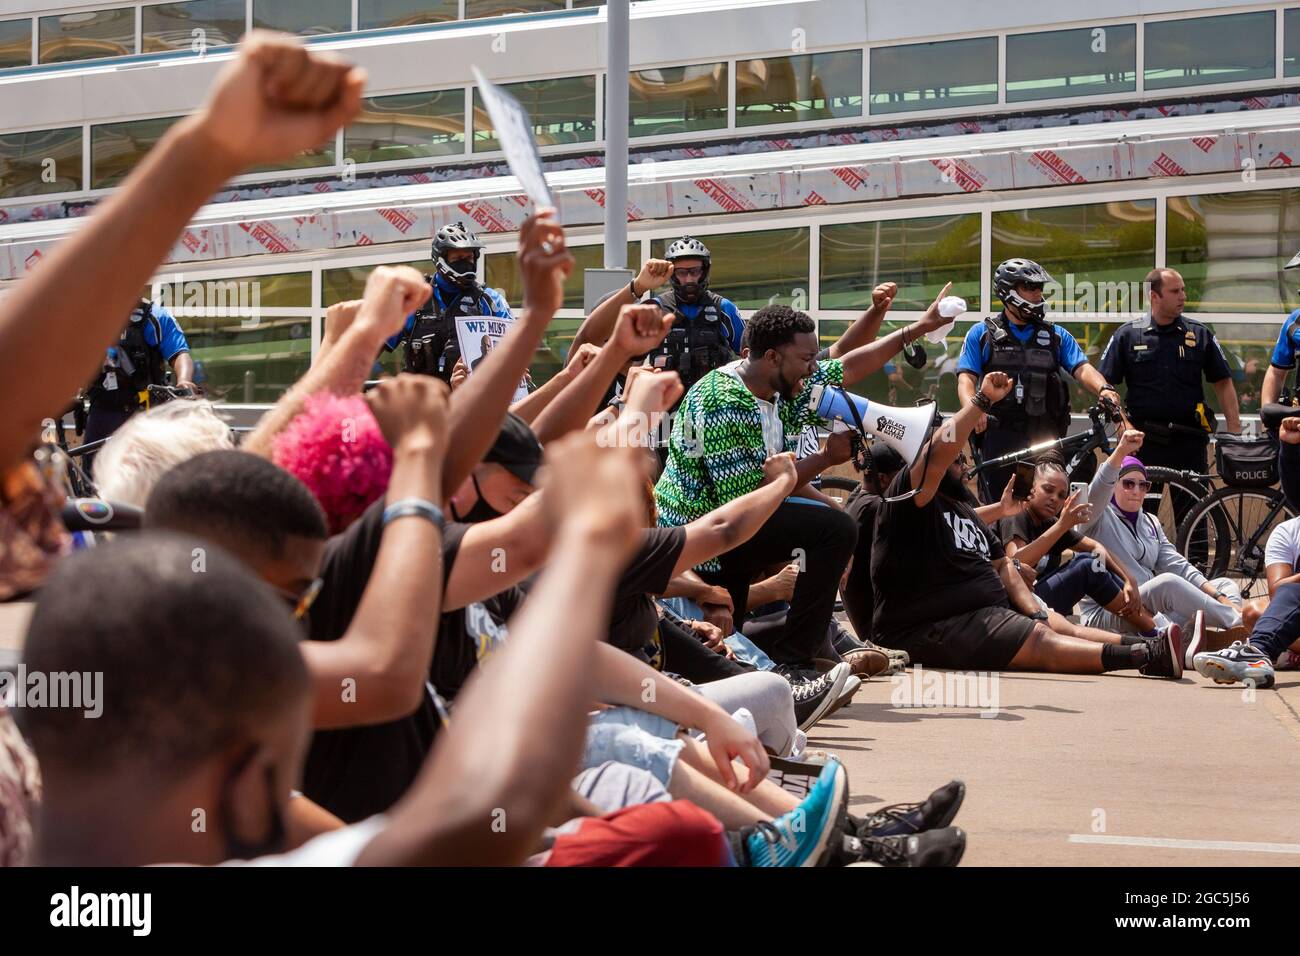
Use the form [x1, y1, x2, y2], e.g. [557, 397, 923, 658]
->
[276, 577, 323, 620]
[673, 267, 704, 279]
[1120, 478, 1152, 492]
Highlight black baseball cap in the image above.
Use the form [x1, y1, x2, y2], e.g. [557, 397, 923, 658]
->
[867, 443, 905, 474]
[484, 412, 543, 485]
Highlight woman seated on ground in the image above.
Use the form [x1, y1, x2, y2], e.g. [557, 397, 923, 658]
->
[1001, 458, 1158, 634]
[1076, 428, 1256, 650]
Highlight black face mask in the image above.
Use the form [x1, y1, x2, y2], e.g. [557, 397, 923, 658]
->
[671, 275, 702, 304]
[450, 474, 504, 524]
[448, 258, 477, 276]
[222, 765, 287, 862]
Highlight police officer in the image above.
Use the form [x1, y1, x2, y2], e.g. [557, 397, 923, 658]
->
[83, 298, 194, 445]
[1100, 267, 1241, 474]
[957, 258, 1116, 501]
[385, 221, 513, 383]
[1260, 251, 1300, 408]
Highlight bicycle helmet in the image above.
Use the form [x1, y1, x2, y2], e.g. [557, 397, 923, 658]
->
[993, 258, 1053, 322]
[665, 236, 711, 303]
[432, 221, 485, 290]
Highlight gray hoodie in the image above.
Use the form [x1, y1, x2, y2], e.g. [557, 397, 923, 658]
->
[1076, 458, 1208, 618]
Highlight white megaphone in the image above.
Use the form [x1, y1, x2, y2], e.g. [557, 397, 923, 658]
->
[806, 384, 935, 466]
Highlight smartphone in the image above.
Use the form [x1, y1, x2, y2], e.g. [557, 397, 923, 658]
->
[1069, 481, 1089, 507]
[1012, 461, 1035, 500]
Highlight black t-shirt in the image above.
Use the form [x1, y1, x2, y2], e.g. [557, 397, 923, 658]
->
[871, 468, 1008, 635]
[843, 486, 883, 634]
[300, 499, 440, 824]
[607, 527, 687, 654]
[997, 511, 1082, 577]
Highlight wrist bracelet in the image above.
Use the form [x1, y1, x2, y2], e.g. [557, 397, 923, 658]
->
[628, 279, 640, 299]
[970, 393, 993, 412]
[383, 497, 445, 531]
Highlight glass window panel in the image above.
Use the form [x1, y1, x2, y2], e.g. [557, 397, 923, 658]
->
[629, 62, 728, 138]
[531, 317, 582, 387]
[91, 116, 183, 189]
[466, 0, 565, 19]
[817, 317, 970, 408]
[1144, 11, 1275, 91]
[185, 315, 313, 404]
[735, 50, 862, 128]
[868, 36, 997, 115]
[820, 214, 981, 312]
[344, 88, 465, 163]
[0, 19, 32, 70]
[246, 141, 336, 174]
[1198, 322, 1277, 416]
[39, 8, 135, 64]
[323, 258, 437, 308]
[1287, 9, 1300, 78]
[1006, 24, 1136, 102]
[990, 200, 1156, 316]
[358, 0, 459, 29]
[472, 76, 596, 152]
[651, 228, 809, 311]
[1166, 189, 1300, 315]
[142, 0, 244, 53]
[252, 0, 351, 35]
[158, 271, 314, 310]
[0, 127, 83, 198]
[484, 243, 639, 309]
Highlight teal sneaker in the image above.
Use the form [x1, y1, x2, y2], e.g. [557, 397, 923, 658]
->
[741, 757, 846, 867]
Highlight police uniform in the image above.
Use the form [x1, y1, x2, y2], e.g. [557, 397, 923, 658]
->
[644, 289, 745, 395]
[1099, 312, 1231, 473]
[1267, 307, 1300, 403]
[957, 313, 1088, 501]
[84, 302, 190, 445]
[384, 274, 514, 383]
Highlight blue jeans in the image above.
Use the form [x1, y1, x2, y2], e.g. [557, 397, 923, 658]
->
[1034, 554, 1122, 616]
[1250, 582, 1300, 662]
[659, 597, 775, 671]
[582, 707, 684, 787]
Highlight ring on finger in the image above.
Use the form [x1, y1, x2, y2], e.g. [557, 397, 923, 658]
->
[541, 240, 554, 255]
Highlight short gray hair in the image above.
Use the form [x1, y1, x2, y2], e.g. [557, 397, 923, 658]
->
[93, 401, 234, 508]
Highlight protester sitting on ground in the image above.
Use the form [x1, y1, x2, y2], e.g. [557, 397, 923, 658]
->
[0, 705, 39, 866]
[1192, 415, 1300, 687]
[92, 399, 235, 509]
[1076, 429, 1253, 659]
[23, 428, 742, 866]
[1000, 459, 1157, 633]
[655, 289, 957, 672]
[871, 370, 1183, 677]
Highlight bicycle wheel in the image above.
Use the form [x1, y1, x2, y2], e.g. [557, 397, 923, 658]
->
[1175, 486, 1295, 598]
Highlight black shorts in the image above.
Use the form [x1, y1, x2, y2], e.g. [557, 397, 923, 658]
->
[888, 605, 1036, 670]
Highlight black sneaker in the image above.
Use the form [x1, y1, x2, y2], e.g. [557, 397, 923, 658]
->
[854, 780, 966, 838]
[1139, 624, 1182, 679]
[847, 826, 967, 867]
[790, 663, 850, 731]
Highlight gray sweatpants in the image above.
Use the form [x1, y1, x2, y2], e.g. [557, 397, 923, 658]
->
[1081, 573, 1242, 634]
[694, 671, 799, 757]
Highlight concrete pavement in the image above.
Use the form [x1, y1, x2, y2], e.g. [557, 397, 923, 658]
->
[812, 664, 1300, 866]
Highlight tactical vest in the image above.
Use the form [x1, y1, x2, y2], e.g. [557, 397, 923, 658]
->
[88, 303, 167, 411]
[402, 277, 494, 382]
[980, 314, 1070, 433]
[645, 290, 736, 392]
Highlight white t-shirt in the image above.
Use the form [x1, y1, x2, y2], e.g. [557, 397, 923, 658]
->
[220, 815, 387, 867]
[1265, 516, 1300, 573]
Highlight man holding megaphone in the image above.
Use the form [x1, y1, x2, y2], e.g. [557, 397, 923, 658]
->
[654, 290, 955, 673]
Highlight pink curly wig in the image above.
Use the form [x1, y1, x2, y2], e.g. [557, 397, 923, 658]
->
[272, 393, 393, 534]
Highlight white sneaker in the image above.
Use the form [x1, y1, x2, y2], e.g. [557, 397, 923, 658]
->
[1184, 610, 1206, 671]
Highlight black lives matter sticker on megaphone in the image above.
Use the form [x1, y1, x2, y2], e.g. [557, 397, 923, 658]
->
[807, 384, 935, 467]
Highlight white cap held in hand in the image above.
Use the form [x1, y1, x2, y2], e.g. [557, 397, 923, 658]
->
[925, 295, 968, 344]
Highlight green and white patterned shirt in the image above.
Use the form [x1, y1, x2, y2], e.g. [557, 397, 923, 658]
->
[654, 358, 844, 568]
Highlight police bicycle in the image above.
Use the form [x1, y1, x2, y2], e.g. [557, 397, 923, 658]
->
[1172, 404, 1300, 598]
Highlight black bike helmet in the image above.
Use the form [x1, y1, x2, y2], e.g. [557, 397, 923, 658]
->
[665, 236, 711, 302]
[432, 221, 485, 290]
[994, 258, 1053, 322]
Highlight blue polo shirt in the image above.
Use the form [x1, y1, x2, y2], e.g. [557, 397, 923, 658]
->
[650, 294, 745, 354]
[107, 303, 189, 364]
[1270, 309, 1300, 370]
[385, 276, 514, 351]
[956, 318, 1087, 377]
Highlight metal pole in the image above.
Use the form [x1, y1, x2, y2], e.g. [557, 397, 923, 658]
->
[604, 0, 629, 269]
